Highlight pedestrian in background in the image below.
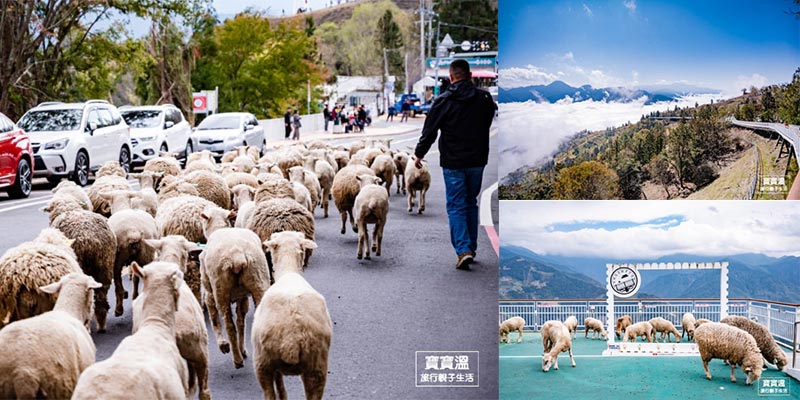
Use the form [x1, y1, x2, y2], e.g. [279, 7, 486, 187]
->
[400, 100, 410, 122]
[357, 105, 367, 132]
[387, 105, 396, 121]
[332, 105, 340, 133]
[323, 104, 330, 132]
[292, 109, 302, 140]
[284, 107, 292, 139]
[413, 59, 495, 270]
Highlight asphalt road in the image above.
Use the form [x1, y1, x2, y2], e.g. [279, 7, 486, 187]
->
[0, 120, 500, 400]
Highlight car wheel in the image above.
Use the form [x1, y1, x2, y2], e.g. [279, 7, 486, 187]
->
[119, 146, 131, 174]
[71, 151, 90, 187]
[7, 158, 32, 198]
[160, 143, 168, 153]
[260, 139, 267, 157]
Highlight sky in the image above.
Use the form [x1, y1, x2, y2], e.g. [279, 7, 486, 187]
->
[500, 201, 800, 260]
[499, 0, 800, 94]
[214, 0, 331, 17]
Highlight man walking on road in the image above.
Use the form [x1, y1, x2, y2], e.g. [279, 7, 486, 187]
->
[284, 107, 292, 139]
[414, 59, 495, 270]
[323, 104, 330, 132]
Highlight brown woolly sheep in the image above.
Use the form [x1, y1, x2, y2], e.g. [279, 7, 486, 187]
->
[541, 320, 576, 371]
[499, 316, 525, 344]
[332, 164, 376, 234]
[247, 198, 315, 268]
[353, 175, 389, 260]
[615, 315, 632, 339]
[721, 315, 788, 370]
[695, 322, 763, 385]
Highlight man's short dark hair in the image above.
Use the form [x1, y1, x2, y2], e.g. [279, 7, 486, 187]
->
[450, 59, 471, 81]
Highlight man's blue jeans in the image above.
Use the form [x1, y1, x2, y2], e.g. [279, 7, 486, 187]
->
[443, 166, 484, 256]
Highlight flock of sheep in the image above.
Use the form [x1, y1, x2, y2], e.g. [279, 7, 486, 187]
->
[0, 137, 431, 399]
[500, 312, 789, 384]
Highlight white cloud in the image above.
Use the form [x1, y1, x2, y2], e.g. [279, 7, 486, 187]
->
[623, 0, 637, 14]
[582, 3, 593, 17]
[501, 201, 800, 259]
[498, 64, 559, 89]
[497, 93, 726, 177]
[734, 73, 769, 91]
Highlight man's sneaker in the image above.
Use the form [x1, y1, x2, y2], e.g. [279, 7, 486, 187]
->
[469, 251, 476, 258]
[456, 253, 474, 270]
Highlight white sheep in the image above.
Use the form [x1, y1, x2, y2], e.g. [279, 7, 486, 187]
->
[0, 273, 100, 399]
[353, 175, 389, 260]
[332, 163, 376, 234]
[721, 315, 788, 370]
[72, 262, 190, 399]
[288, 165, 321, 211]
[564, 315, 578, 339]
[246, 198, 316, 268]
[200, 207, 270, 369]
[623, 321, 654, 343]
[405, 157, 431, 214]
[392, 151, 409, 195]
[499, 316, 525, 344]
[649, 317, 681, 343]
[51, 180, 92, 210]
[289, 170, 315, 213]
[615, 315, 632, 339]
[370, 154, 395, 195]
[694, 322, 764, 385]
[129, 171, 162, 217]
[541, 320, 576, 372]
[305, 155, 335, 218]
[584, 317, 607, 340]
[253, 231, 331, 400]
[231, 184, 257, 228]
[682, 312, 697, 341]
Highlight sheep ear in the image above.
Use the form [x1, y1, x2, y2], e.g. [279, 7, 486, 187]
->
[86, 278, 102, 289]
[356, 175, 362, 182]
[41, 204, 51, 213]
[99, 192, 113, 200]
[131, 262, 145, 279]
[301, 239, 318, 250]
[39, 280, 62, 294]
[200, 212, 210, 221]
[144, 239, 162, 251]
[65, 238, 76, 248]
[183, 241, 203, 253]
[228, 210, 238, 220]
[154, 171, 164, 177]
[171, 271, 183, 290]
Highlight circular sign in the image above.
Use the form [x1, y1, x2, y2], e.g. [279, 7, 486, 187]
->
[460, 40, 471, 51]
[192, 95, 207, 112]
[609, 265, 641, 298]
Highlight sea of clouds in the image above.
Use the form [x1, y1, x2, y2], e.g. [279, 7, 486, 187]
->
[498, 94, 726, 179]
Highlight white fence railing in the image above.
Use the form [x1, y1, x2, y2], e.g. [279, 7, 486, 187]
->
[499, 298, 799, 347]
[259, 113, 326, 142]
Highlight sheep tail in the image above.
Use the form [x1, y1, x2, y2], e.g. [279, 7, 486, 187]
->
[222, 250, 247, 274]
[127, 230, 143, 253]
[13, 368, 40, 398]
[279, 341, 301, 365]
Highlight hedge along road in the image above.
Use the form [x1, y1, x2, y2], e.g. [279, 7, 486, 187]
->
[0, 125, 499, 399]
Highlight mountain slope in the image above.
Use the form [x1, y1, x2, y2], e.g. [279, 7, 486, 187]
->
[500, 246, 607, 299]
[499, 80, 718, 104]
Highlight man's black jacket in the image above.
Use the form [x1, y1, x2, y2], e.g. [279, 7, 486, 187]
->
[414, 80, 495, 169]
[284, 111, 291, 125]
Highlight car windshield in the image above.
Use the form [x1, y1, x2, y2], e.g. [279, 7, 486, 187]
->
[121, 110, 161, 128]
[197, 115, 240, 130]
[18, 109, 82, 132]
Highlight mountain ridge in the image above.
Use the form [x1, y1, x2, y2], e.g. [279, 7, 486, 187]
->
[499, 80, 719, 104]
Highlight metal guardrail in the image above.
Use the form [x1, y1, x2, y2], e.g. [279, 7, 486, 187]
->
[747, 142, 760, 200]
[499, 298, 799, 347]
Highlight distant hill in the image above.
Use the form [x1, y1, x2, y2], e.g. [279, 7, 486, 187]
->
[499, 80, 718, 104]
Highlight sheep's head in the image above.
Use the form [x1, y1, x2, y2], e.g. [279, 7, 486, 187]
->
[356, 174, 382, 189]
[541, 354, 555, 372]
[35, 228, 74, 248]
[131, 261, 184, 314]
[775, 350, 788, 370]
[348, 156, 369, 167]
[743, 354, 764, 385]
[263, 231, 317, 278]
[499, 325, 509, 343]
[40, 272, 101, 327]
[51, 179, 78, 193]
[231, 184, 255, 206]
[99, 190, 138, 214]
[41, 196, 83, 222]
[145, 236, 202, 274]
[288, 166, 305, 183]
[200, 206, 237, 238]
[130, 171, 163, 190]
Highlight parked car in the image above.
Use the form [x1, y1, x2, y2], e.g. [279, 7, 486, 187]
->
[394, 94, 422, 117]
[120, 104, 192, 165]
[190, 112, 265, 157]
[17, 100, 131, 186]
[0, 112, 33, 198]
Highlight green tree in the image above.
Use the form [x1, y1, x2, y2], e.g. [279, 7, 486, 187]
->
[779, 68, 800, 125]
[434, 0, 498, 49]
[761, 86, 777, 122]
[664, 123, 695, 189]
[376, 10, 405, 91]
[646, 154, 675, 199]
[553, 161, 620, 200]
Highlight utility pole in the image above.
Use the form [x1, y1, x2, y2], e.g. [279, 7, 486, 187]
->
[419, 0, 425, 89]
[427, 0, 433, 58]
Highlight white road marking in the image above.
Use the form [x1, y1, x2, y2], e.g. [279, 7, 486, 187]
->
[0, 179, 139, 213]
[0, 198, 53, 214]
[480, 182, 497, 227]
[500, 355, 608, 359]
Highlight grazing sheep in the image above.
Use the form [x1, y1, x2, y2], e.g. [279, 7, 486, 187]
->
[288, 166, 321, 210]
[253, 231, 331, 400]
[144, 155, 182, 178]
[100, 190, 159, 316]
[144, 235, 204, 306]
[247, 198, 316, 268]
[623, 321, 654, 343]
[232, 155, 256, 174]
[499, 316, 525, 344]
[185, 150, 217, 173]
[682, 312, 697, 341]
[393, 151, 409, 194]
[584, 317, 607, 340]
[158, 176, 202, 203]
[43, 197, 116, 333]
[721, 315, 788, 370]
[200, 208, 270, 369]
[0, 229, 82, 327]
[405, 157, 431, 214]
[183, 170, 231, 209]
[649, 317, 682, 343]
[694, 322, 763, 385]
[332, 164, 376, 234]
[254, 178, 296, 204]
[52, 180, 92, 210]
[224, 171, 260, 191]
[86, 175, 131, 216]
[696, 318, 711, 327]
[305, 156, 335, 218]
[615, 315, 632, 339]
[353, 175, 389, 260]
[370, 154, 395, 195]
[133, 239, 210, 400]
[276, 150, 304, 178]
[564, 316, 578, 339]
[72, 262, 190, 400]
[96, 160, 127, 178]
[157, 195, 218, 243]
[0, 273, 100, 399]
[541, 320, 576, 372]
[232, 184, 257, 228]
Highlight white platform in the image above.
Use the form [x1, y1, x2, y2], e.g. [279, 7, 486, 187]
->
[603, 342, 700, 357]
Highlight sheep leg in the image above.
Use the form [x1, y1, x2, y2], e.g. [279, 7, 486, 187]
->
[258, 368, 277, 400]
[193, 356, 211, 400]
[402, 174, 407, 194]
[357, 219, 367, 260]
[301, 370, 326, 400]
[553, 354, 559, 370]
[322, 188, 330, 218]
[729, 363, 738, 382]
[702, 357, 712, 380]
[569, 347, 576, 367]
[94, 284, 110, 333]
[419, 188, 427, 214]
[275, 372, 288, 400]
[349, 209, 357, 233]
[203, 278, 228, 354]
[339, 209, 347, 234]
[217, 290, 244, 368]
[113, 253, 126, 316]
[407, 188, 415, 212]
[236, 297, 249, 359]
[374, 220, 384, 256]
[395, 175, 401, 194]
[517, 327, 523, 343]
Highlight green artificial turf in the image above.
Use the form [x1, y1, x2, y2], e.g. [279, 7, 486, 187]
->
[500, 332, 799, 400]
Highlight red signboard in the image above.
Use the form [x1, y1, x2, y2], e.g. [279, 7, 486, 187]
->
[192, 94, 208, 113]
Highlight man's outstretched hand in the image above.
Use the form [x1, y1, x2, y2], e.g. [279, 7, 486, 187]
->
[415, 157, 424, 169]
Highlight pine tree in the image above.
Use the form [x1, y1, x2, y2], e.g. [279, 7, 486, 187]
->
[376, 10, 404, 90]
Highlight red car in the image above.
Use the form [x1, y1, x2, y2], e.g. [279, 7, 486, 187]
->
[0, 112, 33, 198]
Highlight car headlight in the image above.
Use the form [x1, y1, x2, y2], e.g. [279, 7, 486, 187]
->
[138, 136, 156, 142]
[44, 138, 70, 150]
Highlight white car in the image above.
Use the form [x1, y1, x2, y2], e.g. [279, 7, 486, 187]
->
[17, 100, 132, 186]
[191, 113, 265, 157]
[120, 104, 192, 165]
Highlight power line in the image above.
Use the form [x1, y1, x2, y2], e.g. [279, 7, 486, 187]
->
[438, 22, 497, 34]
